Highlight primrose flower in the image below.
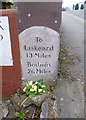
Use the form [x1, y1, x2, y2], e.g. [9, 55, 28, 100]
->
[23, 87, 27, 92]
[28, 81, 33, 86]
[31, 85, 37, 91]
[41, 85, 46, 88]
[35, 82, 38, 85]
[27, 83, 29, 87]
[32, 85, 35, 88]
[30, 88, 34, 92]
[43, 90, 45, 93]
[38, 89, 43, 92]
[34, 86, 37, 91]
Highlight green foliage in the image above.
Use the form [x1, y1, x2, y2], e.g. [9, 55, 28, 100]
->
[75, 3, 79, 10]
[15, 110, 28, 120]
[15, 112, 21, 118]
[2, 0, 17, 9]
[84, 1, 86, 4]
[23, 80, 50, 96]
[80, 4, 84, 9]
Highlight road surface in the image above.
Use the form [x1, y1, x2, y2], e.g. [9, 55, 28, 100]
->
[54, 11, 84, 118]
[68, 10, 84, 20]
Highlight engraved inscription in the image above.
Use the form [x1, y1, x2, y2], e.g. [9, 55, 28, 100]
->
[24, 45, 54, 51]
[23, 37, 53, 74]
[19, 26, 60, 83]
[26, 53, 51, 58]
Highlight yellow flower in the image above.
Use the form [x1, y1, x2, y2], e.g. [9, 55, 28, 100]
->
[32, 85, 37, 91]
[28, 81, 33, 86]
[38, 89, 43, 92]
[34, 86, 37, 91]
[41, 85, 46, 88]
[32, 85, 35, 88]
[27, 83, 29, 87]
[30, 88, 34, 92]
[23, 87, 27, 92]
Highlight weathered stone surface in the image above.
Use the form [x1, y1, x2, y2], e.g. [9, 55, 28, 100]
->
[40, 101, 48, 118]
[19, 26, 60, 86]
[11, 94, 32, 110]
[2, 102, 9, 118]
[19, 95, 32, 107]
[11, 94, 21, 111]
[28, 92, 51, 107]
[47, 97, 58, 118]
[6, 103, 15, 118]
[0, 101, 11, 119]
[40, 95, 58, 118]
[0, 100, 2, 105]
[1, 93, 56, 119]
[25, 105, 37, 118]
[0, 102, 2, 119]
[5, 100, 11, 105]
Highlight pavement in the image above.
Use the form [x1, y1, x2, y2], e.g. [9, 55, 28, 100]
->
[61, 11, 84, 74]
[54, 11, 84, 118]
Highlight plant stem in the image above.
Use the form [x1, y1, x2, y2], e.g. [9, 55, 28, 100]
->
[21, 97, 28, 107]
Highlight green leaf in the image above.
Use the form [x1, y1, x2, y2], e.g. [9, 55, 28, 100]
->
[39, 92, 43, 95]
[22, 110, 28, 118]
[33, 81, 35, 84]
[35, 91, 38, 95]
[63, 59, 66, 64]
[37, 79, 43, 83]
[44, 91, 48, 94]
[15, 112, 21, 118]
[22, 113, 25, 118]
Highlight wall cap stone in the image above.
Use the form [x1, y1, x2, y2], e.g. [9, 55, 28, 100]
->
[13, 0, 63, 2]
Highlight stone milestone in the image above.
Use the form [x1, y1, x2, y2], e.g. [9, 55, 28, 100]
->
[19, 26, 60, 86]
